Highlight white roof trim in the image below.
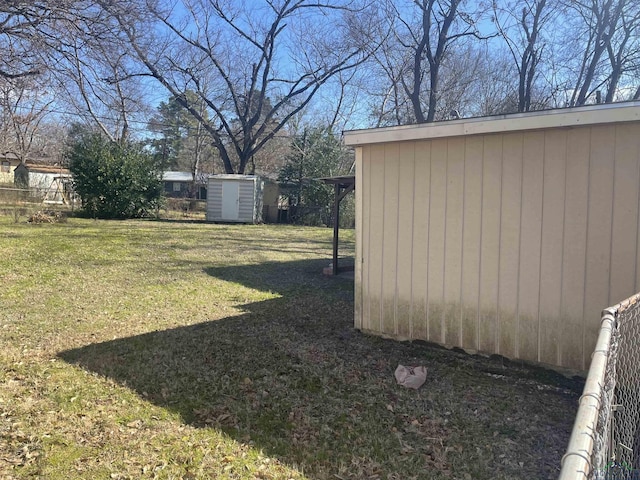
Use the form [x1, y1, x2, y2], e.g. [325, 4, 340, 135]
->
[210, 174, 259, 180]
[343, 102, 640, 146]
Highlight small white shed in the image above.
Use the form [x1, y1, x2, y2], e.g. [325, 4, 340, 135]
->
[206, 174, 264, 223]
[344, 102, 640, 372]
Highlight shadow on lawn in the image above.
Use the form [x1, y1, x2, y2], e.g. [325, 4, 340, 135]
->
[58, 259, 583, 480]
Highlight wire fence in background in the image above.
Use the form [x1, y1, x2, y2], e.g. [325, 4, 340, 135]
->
[559, 293, 640, 480]
[0, 185, 75, 205]
[1, 185, 45, 202]
[0, 185, 356, 226]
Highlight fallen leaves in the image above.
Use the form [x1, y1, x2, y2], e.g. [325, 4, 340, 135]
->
[0, 412, 42, 473]
[0, 218, 581, 480]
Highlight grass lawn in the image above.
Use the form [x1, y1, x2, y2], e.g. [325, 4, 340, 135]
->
[0, 216, 582, 479]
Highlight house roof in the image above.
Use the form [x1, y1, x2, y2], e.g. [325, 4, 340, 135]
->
[162, 171, 212, 183]
[343, 101, 640, 146]
[23, 163, 71, 175]
[163, 171, 198, 182]
[0, 152, 21, 162]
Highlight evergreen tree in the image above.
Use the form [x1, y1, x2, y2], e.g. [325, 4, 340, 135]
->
[148, 91, 217, 197]
[68, 131, 163, 219]
[278, 127, 352, 225]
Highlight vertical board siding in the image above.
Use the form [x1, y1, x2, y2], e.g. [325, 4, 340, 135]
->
[382, 144, 400, 336]
[444, 139, 465, 347]
[355, 148, 364, 331]
[635, 131, 640, 296]
[357, 122, 640, 370]
[461, 136, 484, 351]
[428, 139, 448, 344]
[583, 126, 616, 362]
[479, 135, 502, 354]
[396, 142, 416, 338]
[411, 141, 431, 340]
[367, 145, 386, 333]
[539, 130, 567, 366]
[560, 128, 590, 369]
[610, 124, 640, 304]
[517, 131, 545, 362]
[498, 133, 523, 359]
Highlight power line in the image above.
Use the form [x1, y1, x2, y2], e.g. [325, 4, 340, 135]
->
[4, 102, 352, 139]
[2, 103, 308, 139]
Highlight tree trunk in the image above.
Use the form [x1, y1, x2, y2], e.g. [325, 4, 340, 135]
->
[575, 42, 606, 105]
[606, 63, 623, 103]
[426, 65, 439, 122]
[409, 36, 427, 123]
[216, 142, 236, 174]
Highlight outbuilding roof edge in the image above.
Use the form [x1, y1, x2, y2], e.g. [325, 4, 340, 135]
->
[343, 101, 640, 146]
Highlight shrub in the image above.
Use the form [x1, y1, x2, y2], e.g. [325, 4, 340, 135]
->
[68, 133, 164, 219]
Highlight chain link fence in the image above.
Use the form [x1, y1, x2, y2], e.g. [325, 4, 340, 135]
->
[559, 293, 640, 480]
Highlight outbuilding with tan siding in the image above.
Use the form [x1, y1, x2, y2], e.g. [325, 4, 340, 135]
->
[344, 102, 640, 372]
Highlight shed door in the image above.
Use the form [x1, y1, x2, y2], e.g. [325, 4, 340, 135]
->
[221, 181, 240, 220]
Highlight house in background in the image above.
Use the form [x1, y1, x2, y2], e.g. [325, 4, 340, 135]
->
[0, 152, 21, 183]
[162, 171, 208, 199]
[14, 162, 71, 188]
[13, 162, 74, 204]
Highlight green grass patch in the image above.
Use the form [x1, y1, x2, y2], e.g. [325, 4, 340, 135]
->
[0, 216, 580, 479]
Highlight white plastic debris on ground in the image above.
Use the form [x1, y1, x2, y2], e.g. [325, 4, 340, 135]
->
[394, 365, 427, 389]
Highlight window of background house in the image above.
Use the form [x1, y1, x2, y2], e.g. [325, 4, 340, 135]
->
[1, 161, 9, 173]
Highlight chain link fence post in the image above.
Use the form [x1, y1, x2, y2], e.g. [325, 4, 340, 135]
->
[560, 293, 640, 480]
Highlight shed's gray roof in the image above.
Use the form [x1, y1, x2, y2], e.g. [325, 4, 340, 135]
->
[210, 174, 260, 180]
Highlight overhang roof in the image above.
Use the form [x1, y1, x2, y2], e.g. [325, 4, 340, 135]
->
[318, 175, 355, 189]
[343, 101, 640, 146]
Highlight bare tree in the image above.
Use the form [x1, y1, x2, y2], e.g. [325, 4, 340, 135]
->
[407, 0, 491, 122]
[369, 0, 492, 125]
[323, 69, 364, 133]
[52, 36, 150, 143]
[603, 2, 640, 101]
[492, 0, 558, 112]
[40, 3, 152, 143]
[99, 0, 374, 174]
[0, 77, 54, 162]
[413, 0, 469, 122]
[563, 0, 640, 105]
[0, 2, 46, 80]
[468, 51, 520, 115]
[0, 2, 150, 143]
[366, 12, 416, 126]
